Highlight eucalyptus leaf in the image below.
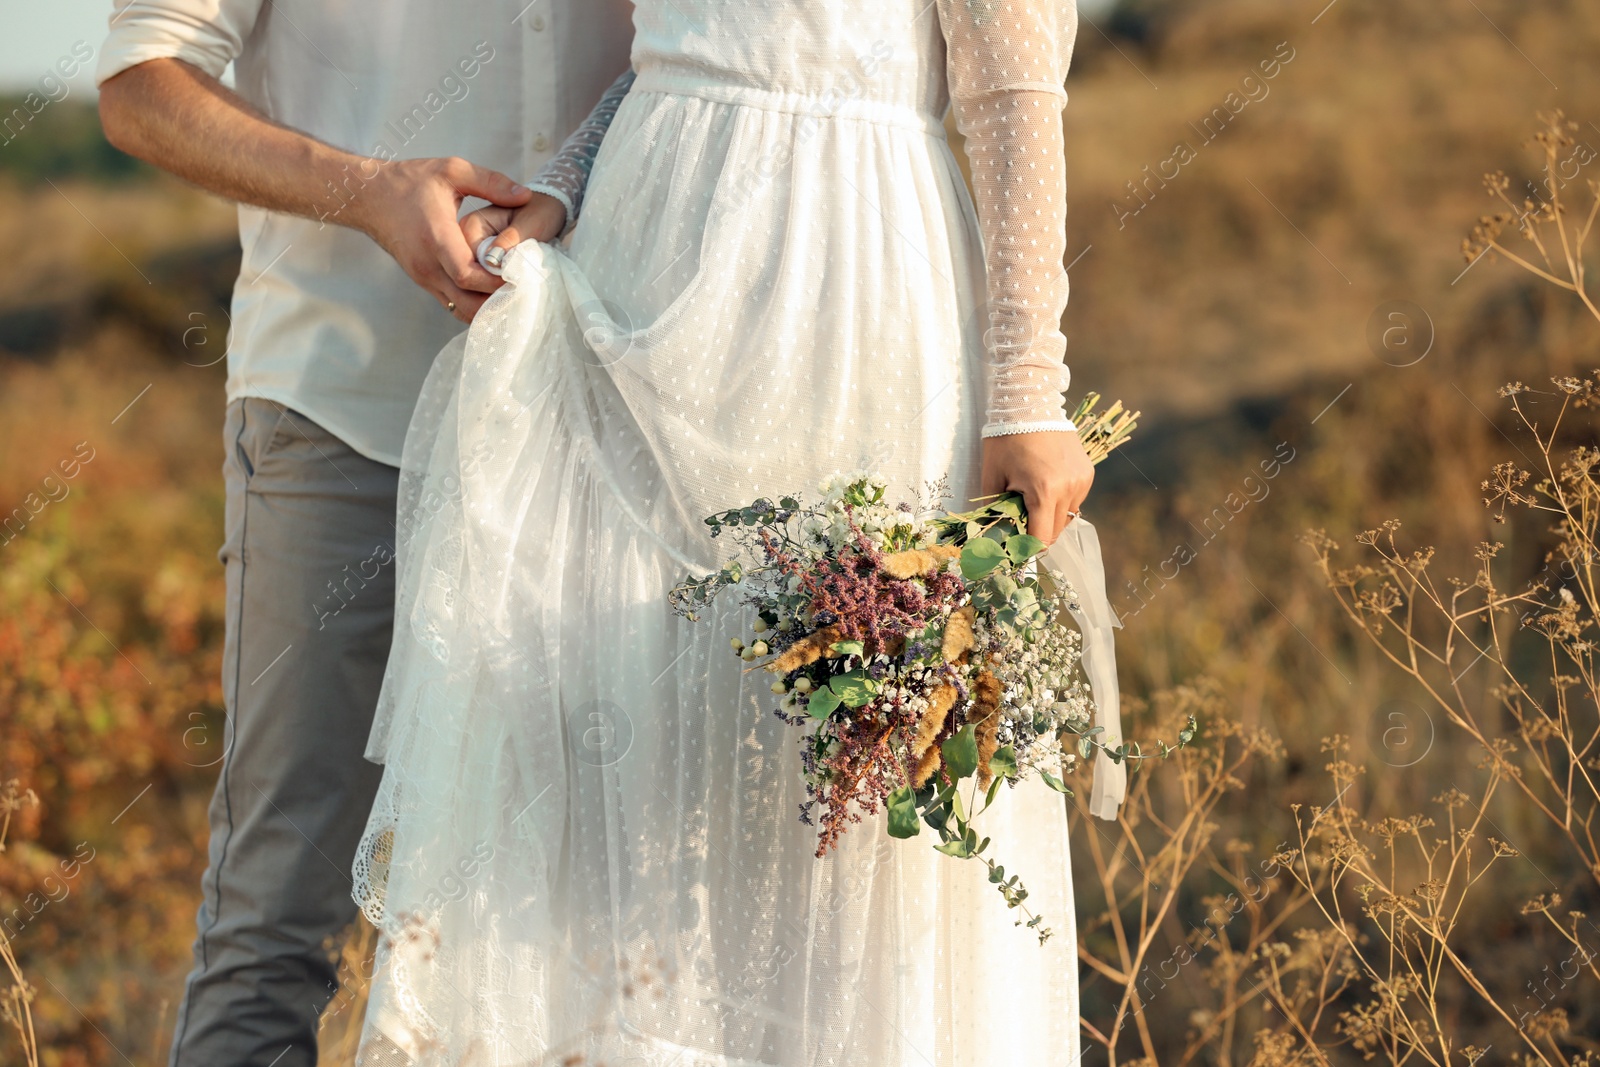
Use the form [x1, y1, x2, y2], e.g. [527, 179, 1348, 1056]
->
[960, 537, 1006, 581]
[942, 724, 980, 779]
[830, 669, 877, 708]
[1040, 769, 1072, 795]
[886, 786, 921, 839]
[988, 745, 1019, 780]
[1006, 533, 1046, 565]
[806, 686, 841, 720]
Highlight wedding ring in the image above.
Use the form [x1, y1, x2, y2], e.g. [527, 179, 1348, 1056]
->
[475, 235, 504, 275]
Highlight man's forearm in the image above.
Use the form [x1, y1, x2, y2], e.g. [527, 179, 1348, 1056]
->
[100, 55, 537, 321]
[99, 57, 376, 232]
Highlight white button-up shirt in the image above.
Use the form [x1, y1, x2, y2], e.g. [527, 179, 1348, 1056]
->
[97, 0, 634, 465]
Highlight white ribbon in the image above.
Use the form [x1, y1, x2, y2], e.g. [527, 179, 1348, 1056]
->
[1042, 517, 1126, 821]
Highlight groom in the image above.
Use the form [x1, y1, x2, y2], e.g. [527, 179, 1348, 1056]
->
[95, 2, 630, 1064]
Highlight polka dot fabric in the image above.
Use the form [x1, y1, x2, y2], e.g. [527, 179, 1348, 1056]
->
[353, 3, 1085, 1065]
[938, 0, 1079, 435]
[527, 69, 637, 226]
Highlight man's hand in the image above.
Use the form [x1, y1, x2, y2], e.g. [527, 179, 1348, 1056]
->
[98, 59, 534, 324]
[462, 194, 570, 271]
[979, 430, 1094, 545]
[348, 158, 534, 323]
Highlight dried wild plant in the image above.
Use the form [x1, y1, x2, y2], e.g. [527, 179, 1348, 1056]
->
[1465, 111, 1600, 326]
[1081, 110, 1600, 1067]
[1266, 111, 1600, 1065]
[1, 780, 41, 1067]
[1072, 680, 1308, 1067]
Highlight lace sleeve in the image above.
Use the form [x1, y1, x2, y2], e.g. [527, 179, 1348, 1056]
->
[527, 68, 636, 227]
[936, 0, 1080, 437]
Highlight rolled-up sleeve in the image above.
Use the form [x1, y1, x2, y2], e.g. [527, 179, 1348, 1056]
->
[96, 0, 266, 86]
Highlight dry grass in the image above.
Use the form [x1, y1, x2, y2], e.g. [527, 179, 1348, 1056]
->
[2, 780, 43, 1067]
[1063, 110, 1600, 1064]
[1, 326, 228, 1064]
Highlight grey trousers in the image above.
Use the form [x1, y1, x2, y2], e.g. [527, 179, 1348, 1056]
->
[170, 398, 396, 1067]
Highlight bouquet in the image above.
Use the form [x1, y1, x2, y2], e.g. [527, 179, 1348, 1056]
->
[669, 395, 1190, 941]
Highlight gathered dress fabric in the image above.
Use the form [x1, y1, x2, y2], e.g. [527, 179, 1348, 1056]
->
[352, 2, 1089, 1064]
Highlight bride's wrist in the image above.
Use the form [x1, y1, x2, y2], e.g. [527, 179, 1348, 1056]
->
[980, 420, 1077, 438]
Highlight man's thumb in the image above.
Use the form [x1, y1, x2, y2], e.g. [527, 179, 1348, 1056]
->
[452, 161, 533, 207]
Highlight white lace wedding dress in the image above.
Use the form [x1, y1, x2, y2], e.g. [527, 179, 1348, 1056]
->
[352, 2, 1111, 1064]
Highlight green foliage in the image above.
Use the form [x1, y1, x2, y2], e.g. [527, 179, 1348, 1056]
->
[958, 535, 1006, 580]
[0, 99, 151, 184]
[886, 785, 920, 839]
[804, 685, 840, 720]
[988, 745, 1018, 780]
[940, 723, 980, 779]
[1006, 533, 1046, 564]
[829, 669, 876, 708]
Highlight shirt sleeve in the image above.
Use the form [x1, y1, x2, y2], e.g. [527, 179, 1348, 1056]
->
[936, 0, 1080, 437]
[96, 0, 266, 86]
[526, 68, 636, 229]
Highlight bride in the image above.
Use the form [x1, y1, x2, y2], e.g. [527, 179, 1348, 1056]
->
[351, 1, 1102, 1064]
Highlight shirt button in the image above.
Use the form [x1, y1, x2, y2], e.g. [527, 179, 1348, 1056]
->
[530, 14, 546, 30]
[533, 133, 550, 152]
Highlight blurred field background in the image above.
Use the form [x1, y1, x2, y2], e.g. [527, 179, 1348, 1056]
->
[4, 0, 1600, 1063]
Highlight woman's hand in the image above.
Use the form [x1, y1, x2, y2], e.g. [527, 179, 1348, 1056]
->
[980, 430, 1094, 545]
[462, 194, 569, 270]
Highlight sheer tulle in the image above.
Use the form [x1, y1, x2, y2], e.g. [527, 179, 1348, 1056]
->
[527, 70, 637, 226]
[937, 0, 1080, 436]
[353, 2, 1087, 1064]
[527, 0, 1081, 437]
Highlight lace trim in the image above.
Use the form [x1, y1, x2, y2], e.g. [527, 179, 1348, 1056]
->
[525, 182, 575, 225]
[525, 68, 636, 225]
[980, 418, 1077, 438]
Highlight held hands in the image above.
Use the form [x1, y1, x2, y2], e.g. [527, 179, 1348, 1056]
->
[351, 156, 536, 324]
[980, 430, 1094, 546]
[461, 194, 569, 273]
